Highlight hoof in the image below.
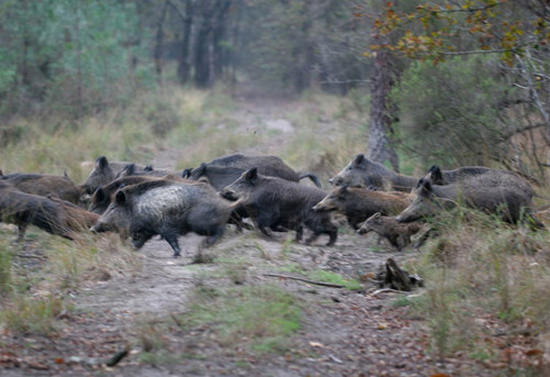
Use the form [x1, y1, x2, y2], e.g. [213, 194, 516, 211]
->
[173, 253, 181, 258]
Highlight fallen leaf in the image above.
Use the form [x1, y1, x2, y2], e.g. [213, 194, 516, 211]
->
[377, 322, 388, 330]
[54, 358, 64, 364]
[525, 349, 543, 357]
[309, 341, 324, 348]
[430, 374, 451, 377]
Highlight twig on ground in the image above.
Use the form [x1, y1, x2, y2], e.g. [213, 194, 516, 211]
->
[263, 273, 345, 288]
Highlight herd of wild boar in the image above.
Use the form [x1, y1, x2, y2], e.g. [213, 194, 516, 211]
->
[0, 152, 543, 258]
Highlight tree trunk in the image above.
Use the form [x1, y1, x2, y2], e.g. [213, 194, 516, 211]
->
[194, 0, 213, 87]
[367, 49, 399, 172]
[154, 1, 169, 84]
[177, 0, 194, 84]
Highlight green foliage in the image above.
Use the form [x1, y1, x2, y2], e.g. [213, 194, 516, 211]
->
[307, 270, 362, 291]
[392, 56, 511, 166]
[0, 0, 151, 117]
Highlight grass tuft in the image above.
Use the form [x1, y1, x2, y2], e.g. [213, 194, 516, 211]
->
[185, 284, 301, 354]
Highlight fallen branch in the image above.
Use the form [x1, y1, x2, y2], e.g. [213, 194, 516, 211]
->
[367, 288, 407, 297]
[16, 254, 47, 260]
[263, 273, 345, 288]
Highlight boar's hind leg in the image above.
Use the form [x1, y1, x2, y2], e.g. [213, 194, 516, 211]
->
[295, 225, 304, 242]
[204, 227, 224, 247]
[326, 229, 337, 246]
[16, 224, 27, 242]
[164, 235, 181, 258]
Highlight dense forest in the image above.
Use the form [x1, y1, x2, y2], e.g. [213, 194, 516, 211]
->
[2, 0, 548, 179]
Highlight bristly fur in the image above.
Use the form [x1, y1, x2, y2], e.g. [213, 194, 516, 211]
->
[331, 153, 495, 192]
[313, 185, 411, 229]
[222, 168, 337, 245]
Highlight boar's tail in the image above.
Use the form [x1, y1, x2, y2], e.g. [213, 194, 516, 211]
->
[298, 173, 322, 188]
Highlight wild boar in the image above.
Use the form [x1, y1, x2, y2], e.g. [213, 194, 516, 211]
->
[396, 172, 536, 224]
[312, 185, 410, 229]
[0, 185, 98, 240]
[90, 179, 242, 258]
[221, 168, 337, 245]
[183, 164, 251, 191]
[426, 164, 507, 185]
[330, 154, 492, 191]
[202, 153, 321, 187]
[88, 175, 185, 214]
[1, 171, 82, 204]
[81, 156, 153, 195]
[357, 212, 422, 250]
[114, 163, 175, 179]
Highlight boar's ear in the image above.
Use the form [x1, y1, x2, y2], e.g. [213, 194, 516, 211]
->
[244, 167, 258, 184]
[428, 165, 443, 184]
[195, 163, 207, 176]
[373, 212, 381, 219]
[125, 164, 136, 176]
[353, 154, 365, 166]
[340, 184, 349, 193]
[94, 187, 105, 202]
[144, 165, 153, 172]
[418, 178, 433, 197]
[96, 156, 109, 170]
[115, 190, 127, 205]
[182, 168, 192, 178]
[0, 169, 4, 177]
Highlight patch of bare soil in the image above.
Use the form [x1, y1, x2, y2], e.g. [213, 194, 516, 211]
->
[1, 228, 499, 377]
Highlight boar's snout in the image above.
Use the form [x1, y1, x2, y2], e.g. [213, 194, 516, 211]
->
[312, 202, 325, 212]
[329, 176, 342, 185]
[220, 189, 239, 201]
[396, 214, 408, 223]
[356, 225, 369, 235]
[90, 224, 102, 233]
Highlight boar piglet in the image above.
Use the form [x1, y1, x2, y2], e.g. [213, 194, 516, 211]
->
[91, 180, 242, 258]
[312, 185, 410, 229]
[330, 154, 493, 192]
[357, 212, 422, 250]
[221, 168, 337, 245]
[205, 153, 321, 188]
[396, 172, 536, 225]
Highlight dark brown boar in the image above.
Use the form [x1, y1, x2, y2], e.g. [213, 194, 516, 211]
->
[221, 168, 337, 245]
[81, 156, 153, 195]
[203, 153, 321, 187]
[312, 185, 410, 229]
[1, 171, 81, 204]
[91, 179, 242, 258]
[47, 195, 100, 236]
[0, 185, 98, 240]
[330, 154, 492, 191]
[396, 172, 536, 224]
[357, 212, 422, 250]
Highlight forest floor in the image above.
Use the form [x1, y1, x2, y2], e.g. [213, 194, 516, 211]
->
[0, 90, 514, 376]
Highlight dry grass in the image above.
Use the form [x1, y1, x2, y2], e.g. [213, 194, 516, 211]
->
[407, 206, 550, 369]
